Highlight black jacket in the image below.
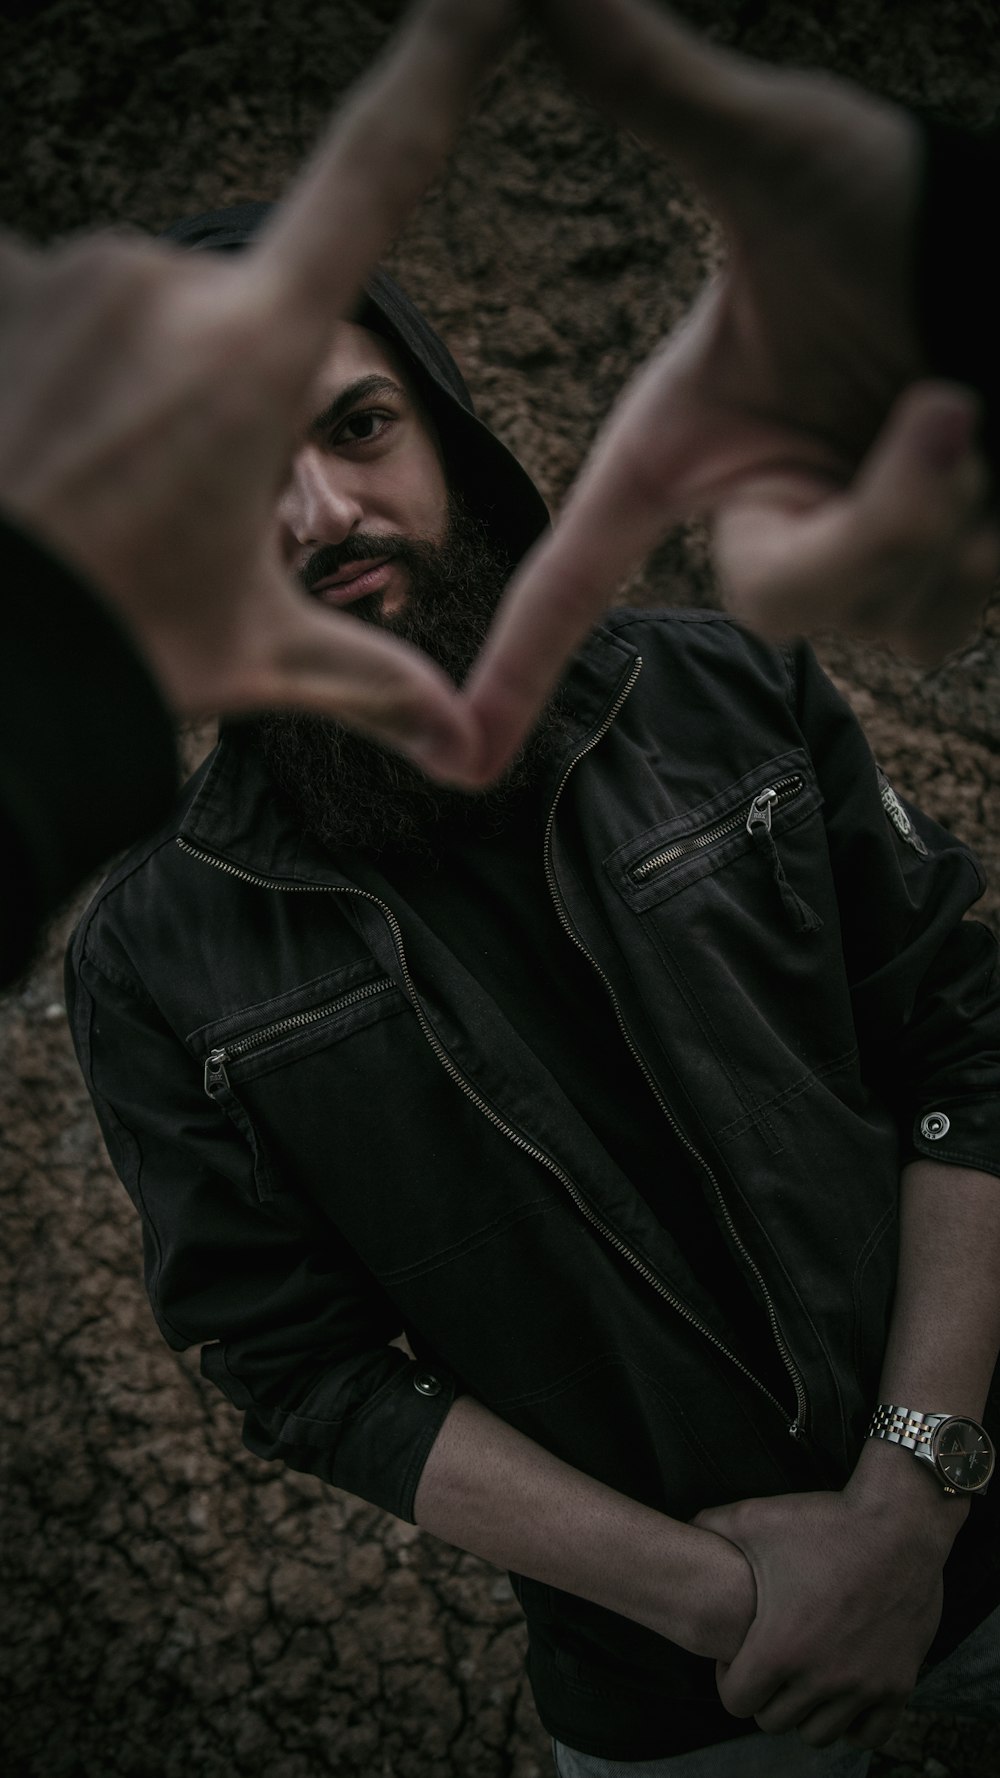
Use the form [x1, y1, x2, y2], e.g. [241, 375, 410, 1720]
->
[67, 606, 1000, 1759]
[0, 514, 177, 987]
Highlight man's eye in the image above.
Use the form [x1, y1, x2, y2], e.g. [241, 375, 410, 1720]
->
[338, 409, 391, 445]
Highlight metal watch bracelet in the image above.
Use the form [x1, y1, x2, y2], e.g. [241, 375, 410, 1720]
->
[867, 1402, 994, 1496]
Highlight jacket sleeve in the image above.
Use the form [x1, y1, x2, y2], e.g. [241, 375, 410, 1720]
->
[66, 930, 458, 1521]
[914, 116, 1000, 476]
[1, 512, 178, 986]
[790, 638, 1000, 1177]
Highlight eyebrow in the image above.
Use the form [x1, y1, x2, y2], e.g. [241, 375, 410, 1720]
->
[308, 374, 406, 441]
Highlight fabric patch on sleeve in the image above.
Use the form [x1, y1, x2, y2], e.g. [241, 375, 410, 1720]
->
[877, 766, 929, 857]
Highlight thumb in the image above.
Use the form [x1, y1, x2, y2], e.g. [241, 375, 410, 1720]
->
[691, 1504, 732, 1537]
[162, 564, 484, 781]
[464, 323, 714, 784]
[852, 379, 987, 538]
[715, 381, 992, 645]
[848, 381, 998, 659]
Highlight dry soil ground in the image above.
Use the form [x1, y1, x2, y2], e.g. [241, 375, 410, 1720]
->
[2, 3, 1000, 1775]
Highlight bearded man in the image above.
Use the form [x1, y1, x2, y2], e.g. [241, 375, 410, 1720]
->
[68, 206, 1000, 1778]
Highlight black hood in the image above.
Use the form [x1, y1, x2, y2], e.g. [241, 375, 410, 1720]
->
[162, 202, 549, 569]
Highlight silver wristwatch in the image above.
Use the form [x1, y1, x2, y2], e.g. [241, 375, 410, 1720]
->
[867, 1402, 995, 1497]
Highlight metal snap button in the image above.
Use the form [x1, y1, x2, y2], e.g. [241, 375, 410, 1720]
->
[920, 1112, 951, 1141]
[413, 1370, 442, 1397]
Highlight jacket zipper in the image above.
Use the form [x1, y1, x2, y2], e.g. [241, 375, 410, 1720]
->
[203, 976, 394, 1095]
[178, 833, 668, 1277]
[179, 666, 805, 1437]
[631, 773, 804, 883]
[545, 700, 807, 1437]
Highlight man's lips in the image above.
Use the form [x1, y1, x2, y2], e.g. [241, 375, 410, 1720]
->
[310, 557, 395, 607]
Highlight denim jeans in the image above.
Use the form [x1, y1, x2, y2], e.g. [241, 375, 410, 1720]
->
[551, 1604, 1000, 1778]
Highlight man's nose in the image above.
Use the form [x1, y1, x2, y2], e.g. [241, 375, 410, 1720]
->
[277, 446, 365, 550]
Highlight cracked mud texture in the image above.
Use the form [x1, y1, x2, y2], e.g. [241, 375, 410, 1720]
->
[2, 2, 1000, 1774]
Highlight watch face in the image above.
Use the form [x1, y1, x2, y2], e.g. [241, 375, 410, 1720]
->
[932, 1419, 996, 1492]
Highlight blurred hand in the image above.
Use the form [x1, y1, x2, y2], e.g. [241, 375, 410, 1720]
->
[463, 0, 999, 785]
[0, 0, 516, 772]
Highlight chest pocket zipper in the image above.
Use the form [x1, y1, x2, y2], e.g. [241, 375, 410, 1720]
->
[203, 975, 395, 1096]
[632, 774, 822, 934]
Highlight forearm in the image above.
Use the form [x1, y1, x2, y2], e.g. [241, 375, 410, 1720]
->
[2, 514, 178, 986]
[850, 1158, 1000, 1522]
[878, 1159, 1000, 1411]
[692, 1162, 1000, 1739]
[413, 1393, 754, 1660]
[914, 117, 1000, 475]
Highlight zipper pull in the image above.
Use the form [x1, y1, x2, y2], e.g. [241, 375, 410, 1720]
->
[747, 785, 823, 935]
[746, 786, 778, 836]
[204, 1048, 230, 1096]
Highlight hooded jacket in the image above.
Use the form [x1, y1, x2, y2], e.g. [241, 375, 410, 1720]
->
[67, 225, 1000, 1760]
[160, 200, 549, 571]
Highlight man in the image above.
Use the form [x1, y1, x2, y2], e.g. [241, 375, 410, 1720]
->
[68, 206, 1000, 1776]
[0, 0, 511, 987]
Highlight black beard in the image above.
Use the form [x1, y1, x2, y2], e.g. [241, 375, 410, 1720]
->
[256, 499, 569, 856]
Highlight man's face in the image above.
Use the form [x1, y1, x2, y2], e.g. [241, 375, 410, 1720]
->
[276, 321, 450, 622]
[261, 318, 568, 855]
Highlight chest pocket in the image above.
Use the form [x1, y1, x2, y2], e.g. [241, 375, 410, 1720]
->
[597, 749, 853, 1142]
[190, 963, 406, 1202]
[606, 747, 824, 928]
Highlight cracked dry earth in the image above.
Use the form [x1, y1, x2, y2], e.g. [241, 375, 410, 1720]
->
[2, 2, 1000, 1775]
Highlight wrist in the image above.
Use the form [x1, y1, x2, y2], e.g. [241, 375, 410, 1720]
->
[847, 1434, 971, 1548]
[660, 1525, 756, 1662]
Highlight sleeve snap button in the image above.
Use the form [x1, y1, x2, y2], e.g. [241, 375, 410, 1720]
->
[413, 1370, 442, 1397]
[920, 1112, 951, 1141]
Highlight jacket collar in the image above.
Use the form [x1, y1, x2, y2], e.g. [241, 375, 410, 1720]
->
[179, 620, 642, 885]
